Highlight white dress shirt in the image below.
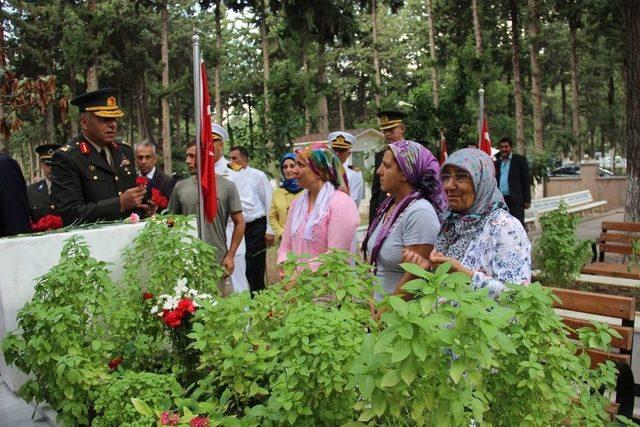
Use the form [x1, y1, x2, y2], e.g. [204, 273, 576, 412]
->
[233, 166, 274, 234]
[141, 167, 156, 179]
[345, 162, 364, 208]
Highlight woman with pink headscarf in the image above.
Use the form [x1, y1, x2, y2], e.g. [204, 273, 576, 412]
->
[277, 143, 359, 272]
[362, 140, 446, 299]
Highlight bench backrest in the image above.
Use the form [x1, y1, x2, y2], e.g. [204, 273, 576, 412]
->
[563, 190, 593, 206]
[599, 221, 640, 261]
[549, 287, 635, 368]
[532, 195, 562, 212]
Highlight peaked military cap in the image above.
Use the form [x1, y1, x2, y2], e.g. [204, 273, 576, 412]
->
[35, 144, 62, 165]
[328, 131, 356, 149]
[377, 110, 407, 130]
[70, 88, 125, 118]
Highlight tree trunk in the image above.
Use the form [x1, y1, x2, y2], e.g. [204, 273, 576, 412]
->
[623, 0, 640, 221]
[138, 76, 155, 144]
[528, 0, 544, 151]
[174, 94, 180, 149]
[213, 0, 223, 124]
[0, 1, 7, 153]
[160, 0, 171, 174]
[606, 74, 615, 154]
[259, 0, 272, 146]
[316, 45, 329, 133]
[303, 53, 311, 135]
[425, 0, 439, 108]
[338, 92, 345, 130]
[471, 0, 482, 56]
[372, 0, 382, 108]
[569, 17, 580, 162]
[509, 0, 525, 154]
[561, 78, 567, 129]
[27, 137, 35, 182]
[86, 0, 99, 91]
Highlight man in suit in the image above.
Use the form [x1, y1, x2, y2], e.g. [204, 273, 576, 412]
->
[495, 137, 531, 227]
[27, 144, 61, 223]
[51, 88, 152, 225]
[369, 110, 408, 220]
[134, 140, 176, 199]
[0, 153, 31, 237]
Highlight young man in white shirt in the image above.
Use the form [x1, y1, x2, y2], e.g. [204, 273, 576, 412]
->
[228, 145, 274, 293]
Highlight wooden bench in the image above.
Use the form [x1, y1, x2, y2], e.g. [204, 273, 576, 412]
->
[549, 287, 636, 417]
[582, 222, 640, 280]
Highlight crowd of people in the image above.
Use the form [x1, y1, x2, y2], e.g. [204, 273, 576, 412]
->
[0, 87, 533, 298]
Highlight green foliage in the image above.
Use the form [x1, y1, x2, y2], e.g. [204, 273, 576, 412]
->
[2, 236, 119, 426]
[349, 263, 619, 425]
[534, 202, 593, 287]
[93, 371, 183, 427]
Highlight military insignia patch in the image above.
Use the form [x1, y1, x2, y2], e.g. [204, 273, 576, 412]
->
[89, 165, 96, 172]
[120, 158, 130, 167]
[60, 145, 70, 152]
[37, 182, 45, 191]
[107, 96, 116, 107]
[79, 142, 90, 155]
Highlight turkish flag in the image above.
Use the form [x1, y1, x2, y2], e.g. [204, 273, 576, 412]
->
[479, 115, 492, 156]
[200, 61, 217, 221]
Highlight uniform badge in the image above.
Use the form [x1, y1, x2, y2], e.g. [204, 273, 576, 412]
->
[120, 158, 130, 167]
[89, 165, 96, 172]
[37, 182, 45, 191]
[79, 142, 90, 155]
[111, 141, 120, 150]
[107, 96, 117, 107]
[60, 145, 70, 153]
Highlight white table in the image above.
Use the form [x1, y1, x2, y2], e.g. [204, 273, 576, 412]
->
[0, 222, 147, 391]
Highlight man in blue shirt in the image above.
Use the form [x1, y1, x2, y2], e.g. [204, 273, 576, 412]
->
[495, 137, 531, 228]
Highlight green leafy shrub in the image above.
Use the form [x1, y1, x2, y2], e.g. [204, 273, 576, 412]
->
[533, 202, 593, 287]
[2, 236, 121, 425]
[93, 371, 183, 427]
[349, 262, 620, 426]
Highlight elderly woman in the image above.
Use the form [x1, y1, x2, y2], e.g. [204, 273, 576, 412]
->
[404, 148, 531, 297]
[362, 140, 446, 298]
[269, 153, 302, 241]
[277, 144, 359, 271]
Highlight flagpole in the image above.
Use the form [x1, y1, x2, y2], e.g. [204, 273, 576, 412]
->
[477, 84, 484, 147]
[192, 33, 205, 239]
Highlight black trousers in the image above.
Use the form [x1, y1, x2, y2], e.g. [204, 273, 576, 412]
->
[504, 195, 525, 228]
[244, 216, 266, 293]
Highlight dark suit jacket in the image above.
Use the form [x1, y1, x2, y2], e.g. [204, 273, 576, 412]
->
[27, 179, 56, 222]
[149, 168, 176, 199]
[51, 134, 137, 225]
[495, 153, 531, 206]
[0, 154, 31, 237]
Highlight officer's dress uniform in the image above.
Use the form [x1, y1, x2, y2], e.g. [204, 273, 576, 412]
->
[27, 179, 55, 223]
[51, 136, 136, 225]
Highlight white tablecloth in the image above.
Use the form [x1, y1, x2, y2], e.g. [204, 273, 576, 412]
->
[0, 222, 147, 391]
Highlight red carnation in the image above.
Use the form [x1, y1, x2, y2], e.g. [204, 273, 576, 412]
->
[163, 310, 184, 328]
[142, 292, 153, 301]
[176, 298, 196, 314]
[32, 215, 63, 232]
[161, 411, 179, 426]
[190, 416, 210, 427]
[135, 176, 149, 187]
[108, 356, 123, 370]
[151, 188, 169, 209]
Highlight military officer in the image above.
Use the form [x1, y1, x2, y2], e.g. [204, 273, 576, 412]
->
[51, 88, 151, 225]
[369, 110, 408, 220]
[329, 131, 364, 208]
[27, 144, 61, 222]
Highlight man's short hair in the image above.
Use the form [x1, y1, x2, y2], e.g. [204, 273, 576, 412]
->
[134, 140, 157, 155]
[229, 145, 249, 160]
[186, 142, 196, 149]
[498, 137, 513, 146]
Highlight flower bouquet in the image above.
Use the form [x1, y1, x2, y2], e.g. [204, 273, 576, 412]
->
[149, 279, 215, 386]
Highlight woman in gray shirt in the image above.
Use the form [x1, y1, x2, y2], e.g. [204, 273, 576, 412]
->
[362, 140, 446, 299]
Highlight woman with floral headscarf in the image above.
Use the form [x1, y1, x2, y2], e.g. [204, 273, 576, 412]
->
[362, 140, 446, 299]
[269, 153, 303, 241]
[404, 148, 531, 297]
[277, 144, 359, 271]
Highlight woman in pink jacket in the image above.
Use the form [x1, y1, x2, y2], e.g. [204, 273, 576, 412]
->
[277, 143, 360, 272]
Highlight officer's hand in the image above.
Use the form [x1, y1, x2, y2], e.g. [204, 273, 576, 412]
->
[139, 199, 158, 218]
[120, 186, 146, 211]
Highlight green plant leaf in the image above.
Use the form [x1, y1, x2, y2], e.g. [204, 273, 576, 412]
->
[380, 370, 400, 388]
[130, 398, 153, 417]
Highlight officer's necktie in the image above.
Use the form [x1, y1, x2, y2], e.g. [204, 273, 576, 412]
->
[99, 148, 111, 167]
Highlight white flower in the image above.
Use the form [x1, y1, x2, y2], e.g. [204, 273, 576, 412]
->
[150, 305, 159, 314]
[174, 278, 188, 295]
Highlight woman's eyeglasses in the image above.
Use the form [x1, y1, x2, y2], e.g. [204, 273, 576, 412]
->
[441, 172, 472, 183]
